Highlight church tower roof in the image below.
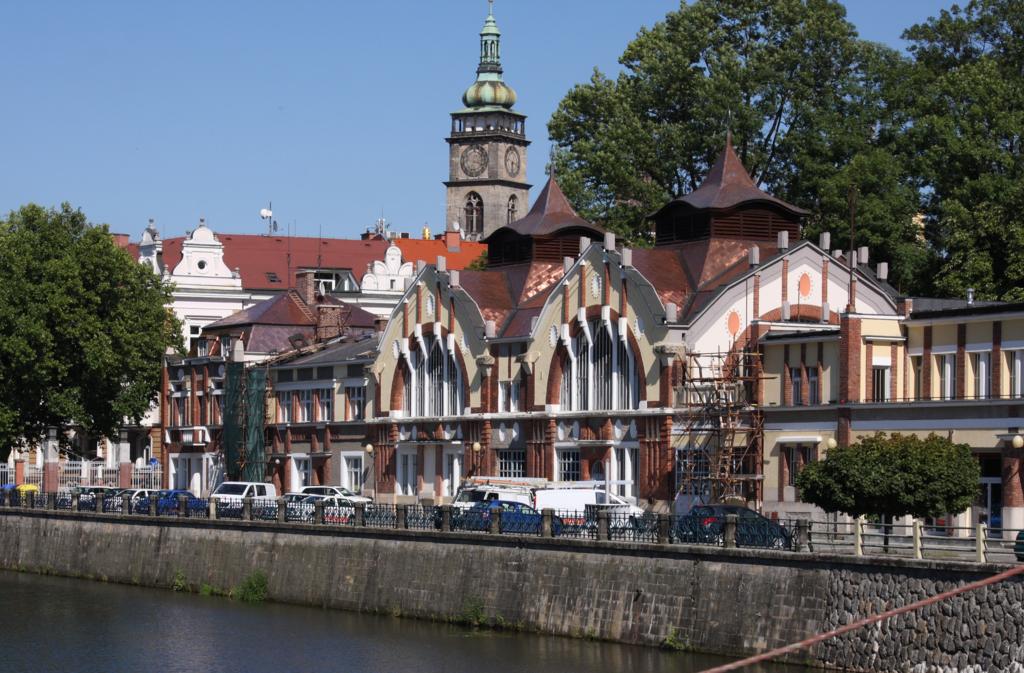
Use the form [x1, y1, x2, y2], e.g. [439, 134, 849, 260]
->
[462, 1, 517, 110]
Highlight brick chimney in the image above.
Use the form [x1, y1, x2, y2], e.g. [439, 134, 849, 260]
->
[316, 304, 345, 342]
[295, 270, 317, 306]
[443, 227, 461, 252]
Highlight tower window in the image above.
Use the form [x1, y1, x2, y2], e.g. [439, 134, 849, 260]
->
[465, 192, 484, 235]
[507, 195, 518, 224]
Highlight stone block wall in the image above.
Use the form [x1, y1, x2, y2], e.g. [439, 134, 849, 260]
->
[0, 511, 1021, 672]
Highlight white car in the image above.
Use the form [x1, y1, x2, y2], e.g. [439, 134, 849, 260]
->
[210, 481, 278, 502]
[299, 485, 371, 504]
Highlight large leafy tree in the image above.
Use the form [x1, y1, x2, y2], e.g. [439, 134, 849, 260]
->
[902, 0, 1024, 301]
[0, 204, 180, 456]
[796, 433, 979, 521]
[548, 0, 929, 293]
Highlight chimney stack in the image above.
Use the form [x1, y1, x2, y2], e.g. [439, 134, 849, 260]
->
[967, 288, 975, 306]
[295, 270, 317, 306]
[665, 302, 678, 323]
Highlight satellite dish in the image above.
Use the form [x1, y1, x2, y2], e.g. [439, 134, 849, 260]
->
[260, 208, 273, 219]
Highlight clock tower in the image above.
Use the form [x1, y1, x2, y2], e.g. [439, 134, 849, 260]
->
[445, 2, 530, 241]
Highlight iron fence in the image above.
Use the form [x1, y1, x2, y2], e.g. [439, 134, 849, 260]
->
[553, 509, 595, 539]
[324, 506, 356, 526]
[216, 501, 243, 520]
[609, 512, 659, 543]
[251, 499, 278, 522]
[404, 506, 435, 530]
[363, 504, 397, 528]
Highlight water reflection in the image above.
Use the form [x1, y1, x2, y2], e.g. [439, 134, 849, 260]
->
[0, 571, 802, 673]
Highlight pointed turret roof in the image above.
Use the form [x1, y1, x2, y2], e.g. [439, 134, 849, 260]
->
[654, 133, 809, 217]
[487, 174, 605, 240]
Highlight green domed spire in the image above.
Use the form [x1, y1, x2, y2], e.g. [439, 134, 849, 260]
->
[462, 0, 517, 109]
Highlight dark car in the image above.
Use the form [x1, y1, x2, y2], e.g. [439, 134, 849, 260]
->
[154, 489, 206, 515]
[1015, 530, 1024, 562]
[675, 504, 792, 549]
[451, 500, 563, 535]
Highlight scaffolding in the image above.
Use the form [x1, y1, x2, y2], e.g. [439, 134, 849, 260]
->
[673, 350, 765, 508]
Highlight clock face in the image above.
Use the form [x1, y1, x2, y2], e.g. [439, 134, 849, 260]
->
[505, 147, 521, 177]
[460, 145, 488, 177]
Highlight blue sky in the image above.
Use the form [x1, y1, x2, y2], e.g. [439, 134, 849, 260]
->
[0, 1, 953, 241]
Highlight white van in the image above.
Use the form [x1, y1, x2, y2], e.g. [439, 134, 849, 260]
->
[533, 485, 645, 516]
[210, 481, 278, 502]
[451, 477, 545, 510]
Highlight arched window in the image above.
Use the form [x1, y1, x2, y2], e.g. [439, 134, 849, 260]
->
[402, 337, 464, 418]
[428, 343, 444, 417]
[594, 324, 613, 410]
[465, 192, 483, 235]
[507, 195, 518, 224]
[558, 319, 639, 412]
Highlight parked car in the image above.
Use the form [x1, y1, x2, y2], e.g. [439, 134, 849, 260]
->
[1015, 530, 1024, 562]
[675, 505, 792, 549]
[299, 485, 371, 504]
[209, 482, 277, 502]
[300, 495, 356, 524]
[450, 500, 563, 535]
[154, 489, 206, 515]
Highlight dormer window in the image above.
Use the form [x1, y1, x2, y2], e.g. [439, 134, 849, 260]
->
[265, 272, 281, 283]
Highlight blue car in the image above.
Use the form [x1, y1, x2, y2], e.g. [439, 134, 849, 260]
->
[154, 489, 206, 515]
[452, 500, 563, 535]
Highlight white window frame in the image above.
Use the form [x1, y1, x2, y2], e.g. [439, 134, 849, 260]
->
[345, 385, 365, 421]
[497, 449, 526, 478]
[971, 352, 990, 400]
[318, 387, 333, 422]
[556, 448, 581, 482]
[442, 450, 463, 497]
[291, 455, 312, 492]
[611, 446, 638, 500]
[340, 452, 364, 493]
[278, 391, 292, 424]
[397, 449, 418, 496]
[297, 389, 313, 423]
[872, 366, 891, 402]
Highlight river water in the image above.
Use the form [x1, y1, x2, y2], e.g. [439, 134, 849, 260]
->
[0, 571, 803, 673]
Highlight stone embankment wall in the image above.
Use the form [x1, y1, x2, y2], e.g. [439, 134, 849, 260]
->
[0, 510, 1021, 672]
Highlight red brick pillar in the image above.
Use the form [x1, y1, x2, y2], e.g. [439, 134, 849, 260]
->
[1003, 448, 1024, 533]
[890, 343, 899, 401]
[839, 315, 862, 403]
[118, 463, 132, 489]
[783, 346, 793, 406]
[14, 459, 24, 486]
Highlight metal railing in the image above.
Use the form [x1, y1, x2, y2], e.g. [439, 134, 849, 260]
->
[2, 496, 1018, 565]
[131, 466, 162, 490]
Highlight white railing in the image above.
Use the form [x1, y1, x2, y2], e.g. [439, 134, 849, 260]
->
[132, 466, 163, 489]
[0, 464, 11, 486]
[24, 465, 43, 488]
[57, 461, 121, 490]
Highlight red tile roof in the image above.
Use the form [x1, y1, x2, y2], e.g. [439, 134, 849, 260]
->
[160, 234, 389, 291]
[394, 237, 486, 270]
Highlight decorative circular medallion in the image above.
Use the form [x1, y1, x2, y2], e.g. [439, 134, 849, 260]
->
[460, 145, 488, 177]
[549, 325, 559, 348]
[504, 147, 521, 177]
[798, 272, 813, 299]
[727, 310, 742, 337]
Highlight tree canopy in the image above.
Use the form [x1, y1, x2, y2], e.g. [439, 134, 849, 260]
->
[902, 0, 1024, 301]
[795, 433, 979, 520]
[548, 0, 1024, 298]
[0, 204, 180, 455]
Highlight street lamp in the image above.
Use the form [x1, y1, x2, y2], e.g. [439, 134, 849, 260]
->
[1012, 435, 1023, 450]
[365, 443, 374, 454]
[825, 437, 838, 450]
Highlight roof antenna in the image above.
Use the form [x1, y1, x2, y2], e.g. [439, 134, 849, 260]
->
[548, 144, 557, 179]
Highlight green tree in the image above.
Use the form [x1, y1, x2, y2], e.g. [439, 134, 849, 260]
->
[795, 433, 979, 523]
[902, 0, 1024, 300]
[0, 204, 180, 456]
[548, 0, 928, 292]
